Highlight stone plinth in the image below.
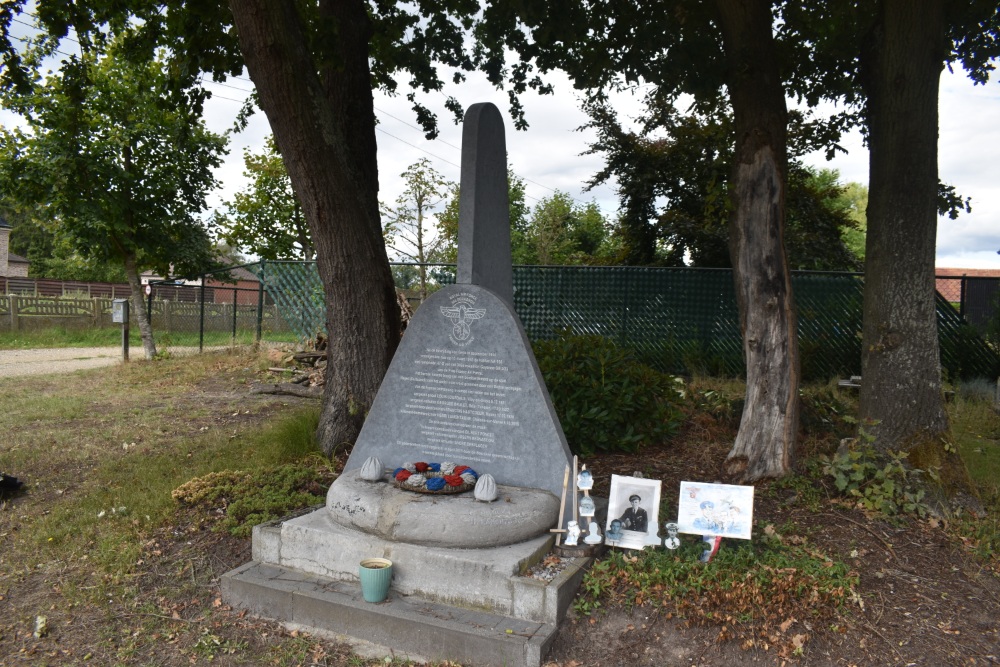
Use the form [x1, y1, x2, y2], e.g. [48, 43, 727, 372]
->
[327, 471, 560, 548]
[250, 506, 574, 623]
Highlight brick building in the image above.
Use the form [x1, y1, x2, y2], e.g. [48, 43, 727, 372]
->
[0, 217, 30, 278]
[935, 267, 1000, 304]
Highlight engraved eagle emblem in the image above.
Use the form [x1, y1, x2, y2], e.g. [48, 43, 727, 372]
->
[440, 303, 486, 341]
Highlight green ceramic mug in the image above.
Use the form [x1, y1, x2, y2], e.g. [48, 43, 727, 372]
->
[358, 558, 393, 603]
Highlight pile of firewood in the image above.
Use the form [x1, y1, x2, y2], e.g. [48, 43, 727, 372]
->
[250, 290, 413, 400]
[252, 347, 327, 398]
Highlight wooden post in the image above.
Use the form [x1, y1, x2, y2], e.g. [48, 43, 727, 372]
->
[572, 455, 579, 525]
[554, 464, 570, 547]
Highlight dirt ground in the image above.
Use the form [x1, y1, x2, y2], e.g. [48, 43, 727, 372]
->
[546, 445, 1000, 666]
[1, 357, 999, 666]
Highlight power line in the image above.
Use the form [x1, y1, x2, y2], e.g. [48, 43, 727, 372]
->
[374, 105, 461, 152]
[12, 10, 575, 206]
[203, 78, 254, 94]
[375, 126, 460, 170]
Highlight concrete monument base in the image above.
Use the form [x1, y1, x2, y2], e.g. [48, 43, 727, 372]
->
[222, 508, 590, 667]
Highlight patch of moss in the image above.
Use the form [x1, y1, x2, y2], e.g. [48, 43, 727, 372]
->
[173, 460, 335, 537]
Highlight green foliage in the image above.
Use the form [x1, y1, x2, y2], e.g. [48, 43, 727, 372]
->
[520, 192, 615, 265]
[575, 537, 858, 632]
[836, 180, 868, 263]
[214, 136, 312, 261]
[533, 332, 683, 456]
[435, 169, 530, 264]
[820, 433, 931, 518]
[583, 96, 861, 270]
[767, 472, 824, 512]
[172, 459, 334, 538]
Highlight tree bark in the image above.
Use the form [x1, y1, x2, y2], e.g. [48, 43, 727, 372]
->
[715, 0, 799, 481]
[858, 0, 949, 450]
[123, 252, 157, 360]
[228, 0, 400, 456]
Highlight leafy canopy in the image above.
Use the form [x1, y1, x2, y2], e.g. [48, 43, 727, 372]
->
[0, 29, 226, 279]
[584, 95, 861, 270]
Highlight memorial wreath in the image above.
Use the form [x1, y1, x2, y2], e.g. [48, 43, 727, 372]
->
[393, 462, 478, 494]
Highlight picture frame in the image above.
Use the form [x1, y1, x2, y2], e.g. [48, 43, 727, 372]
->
[605, 474, 662, 550]
[676, 481, 754, 540]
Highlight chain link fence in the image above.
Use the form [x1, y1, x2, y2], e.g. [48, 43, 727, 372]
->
[2, 262, 995, 378]
[246, 261, 999, 382]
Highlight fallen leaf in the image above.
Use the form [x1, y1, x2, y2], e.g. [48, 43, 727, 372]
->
[792, 634, 807, 649]
[779, 618, 795, 633]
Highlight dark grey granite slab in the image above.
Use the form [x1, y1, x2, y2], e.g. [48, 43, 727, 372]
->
[344, 283, 573, 509]
[457, 102, 513, 307]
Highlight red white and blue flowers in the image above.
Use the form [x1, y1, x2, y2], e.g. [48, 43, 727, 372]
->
[392, 462, 478, 493]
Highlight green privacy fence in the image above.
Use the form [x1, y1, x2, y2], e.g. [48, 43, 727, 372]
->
[247, 261, 1000, 381]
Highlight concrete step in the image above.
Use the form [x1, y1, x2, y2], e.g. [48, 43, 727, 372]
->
[223, 561, 559, 667]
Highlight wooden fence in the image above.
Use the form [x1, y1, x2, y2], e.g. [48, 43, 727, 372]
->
[0, 295, 290, 334]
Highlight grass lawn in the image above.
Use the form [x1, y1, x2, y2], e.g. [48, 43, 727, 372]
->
[1, 349, 998, 666]
[0, 326, 299, 350]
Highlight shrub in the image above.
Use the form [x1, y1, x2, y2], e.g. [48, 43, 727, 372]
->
[819, 434, 930, 518]
[172, 459, 334, 537]
[533, 332, 684, 456]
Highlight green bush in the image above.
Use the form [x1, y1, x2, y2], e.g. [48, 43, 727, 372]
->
[172, 459, 334, 537]
[533, 332, 684, 456]
[819, 436, 930, 518]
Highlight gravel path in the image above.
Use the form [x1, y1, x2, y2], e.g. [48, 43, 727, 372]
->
[0, 346, 213, 378]
[0, 347, 123, 378]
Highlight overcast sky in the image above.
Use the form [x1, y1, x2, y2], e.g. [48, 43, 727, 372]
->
[199, 65, 1000, 270]
[2, 27, 997, 270]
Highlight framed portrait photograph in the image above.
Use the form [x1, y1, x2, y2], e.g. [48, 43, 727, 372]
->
[605, 474, 662, 550]
[676, 481, 754, 540]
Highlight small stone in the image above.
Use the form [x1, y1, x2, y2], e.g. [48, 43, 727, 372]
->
[474, 474, 498, 502]
[359, 456, 384, 482]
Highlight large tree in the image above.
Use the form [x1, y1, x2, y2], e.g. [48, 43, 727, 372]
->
[0, 32, 225, 358]
[711, 0, 799, 480]
[497, 0, 801, 480]
[782, 1, 1000, 497]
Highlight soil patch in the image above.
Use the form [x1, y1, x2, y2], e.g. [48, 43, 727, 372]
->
[1, 356, 999, 666]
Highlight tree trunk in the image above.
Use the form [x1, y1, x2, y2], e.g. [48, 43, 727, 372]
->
[123, 253, 157, 360]
[858, 1, 949, 449]
[715, 0, 799, 482]
[229, 0, 400, 456]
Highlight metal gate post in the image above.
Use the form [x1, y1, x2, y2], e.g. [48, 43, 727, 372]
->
[255, 261, 265, 343]
[199, 279, 206, 353]
[232, 287, 238, 343]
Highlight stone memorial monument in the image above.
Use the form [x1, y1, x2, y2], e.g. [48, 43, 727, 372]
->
[223, 103, 584, 667]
